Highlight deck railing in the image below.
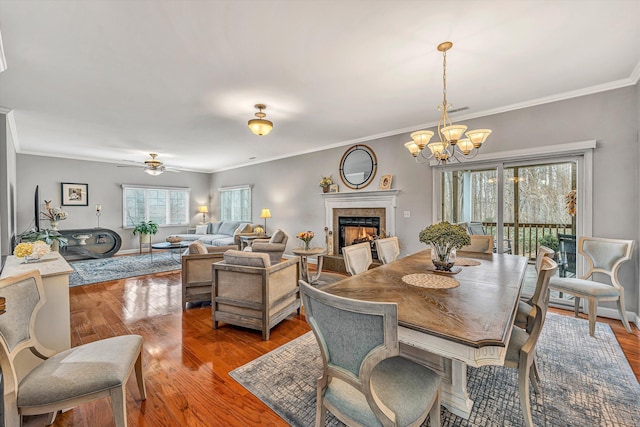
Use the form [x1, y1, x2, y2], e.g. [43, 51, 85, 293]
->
[483, 222, 573, 260]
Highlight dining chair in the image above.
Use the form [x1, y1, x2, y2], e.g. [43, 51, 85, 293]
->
[342, 242, 372, 276]
[514, 245, 555, 329]
[299, 280, 442, 427]
[465, 221, 512, 253]
[504, 257, 557, 427]
[548, 236, 634, 337]
[0, 270, 146, 427]
[374, 236, 400, 264]
[459, 235, 494, 254]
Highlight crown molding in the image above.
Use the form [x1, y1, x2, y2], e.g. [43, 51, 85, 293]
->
[0, 107, 19, 152]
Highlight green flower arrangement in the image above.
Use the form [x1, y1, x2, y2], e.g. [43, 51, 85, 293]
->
[419, 222, 470, 270]
[319, 176, 333, 188]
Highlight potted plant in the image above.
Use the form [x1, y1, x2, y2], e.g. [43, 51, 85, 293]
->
[319, 176, 333, 193]
[20, 229, 68, 251]
[133, 220, 159, 243]
[419, 222, 471, 271]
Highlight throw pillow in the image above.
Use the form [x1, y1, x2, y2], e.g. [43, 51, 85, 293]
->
[209, 221, 222, 234]
[223, 250, 271, 268]
[270, 229, 286, 244]
[219, 221, 240, 236]
[234, 223, 252, 235]
[195, 224, 208, 235]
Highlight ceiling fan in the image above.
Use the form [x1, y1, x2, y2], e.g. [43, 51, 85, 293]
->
[117, 153, 180, 175]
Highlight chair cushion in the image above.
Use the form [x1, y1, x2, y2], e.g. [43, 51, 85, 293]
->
[188, 240, 208, 254]
[270, 229, 286, 244]
[324, 356, 440, 427]
[223, 249, 271, 268]
[549, 277, 620, 297]
[18, 335, 143, 407]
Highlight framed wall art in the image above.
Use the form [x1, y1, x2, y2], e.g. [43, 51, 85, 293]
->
[61, 182, 88, 206]
[379, 174, 392, 190]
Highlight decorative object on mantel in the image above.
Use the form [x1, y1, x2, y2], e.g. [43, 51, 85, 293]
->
[260, 208, 271, 232]
[339, 144, 377, 190]
[329, 184, 339, 193]
[296, 231, 314, 250]
[248, 104, 273, 136]
[319, 175, 333, 193]
[13, 241, 51, 263]
[404, 41, 491, 164]
[42, 200, 68, 230]
[95, 204, 102, 227]
[379, 174, 392, 190]
[419, 222, 470, 271]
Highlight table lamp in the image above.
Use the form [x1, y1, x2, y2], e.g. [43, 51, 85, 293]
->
[260, 208, 271, 232]
[198, 206, 209, 223]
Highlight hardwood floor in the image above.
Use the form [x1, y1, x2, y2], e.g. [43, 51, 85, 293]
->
[23, 271, 640, 426]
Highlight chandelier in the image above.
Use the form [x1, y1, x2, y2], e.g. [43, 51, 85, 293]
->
[144, 153, 165, 175]
[405, 41, 491, 163]
[248, 104, 273, 136]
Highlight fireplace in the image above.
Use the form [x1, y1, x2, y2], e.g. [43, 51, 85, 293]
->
[338, 216, 381, 258]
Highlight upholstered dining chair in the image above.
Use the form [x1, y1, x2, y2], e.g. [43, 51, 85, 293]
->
[514, 245, 555, 329]
[504, 257, 557, 427]
[342, 242, 372, 276]
[548, 236, 634, 337]
[299, 280, 442, 427]
[374, 236, 400, 264]
[459, 235, 494, 254]
[0, 270, 146, 427]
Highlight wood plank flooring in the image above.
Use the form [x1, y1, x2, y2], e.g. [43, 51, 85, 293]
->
[23, 270, 639, 426]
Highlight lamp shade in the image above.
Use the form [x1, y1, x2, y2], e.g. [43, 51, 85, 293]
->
[198, 206, 209, 214]
[260, 208, 272, 219]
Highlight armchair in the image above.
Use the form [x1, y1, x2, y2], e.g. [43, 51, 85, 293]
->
[212, 250, 300, 340]
[181, 241, 238, 309]
[249, 228, 288, 263]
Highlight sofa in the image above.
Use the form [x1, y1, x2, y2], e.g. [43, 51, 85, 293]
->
[169, 221, 263, 247]
[181, 241, 238, 309]
[212, 250, 301, 340]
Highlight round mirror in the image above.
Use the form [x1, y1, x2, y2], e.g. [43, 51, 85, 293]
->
[339, 144, 378, 190]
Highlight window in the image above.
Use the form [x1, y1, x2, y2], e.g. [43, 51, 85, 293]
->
[219, 185, 251, 221]
[122, 185, 190, 227]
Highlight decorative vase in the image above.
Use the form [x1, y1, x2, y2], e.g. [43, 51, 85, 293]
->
[304, 241, 311, 250]
[50, 221, 59, 231]
[322, 186, 329, 193]
[22, 254, 41, 264]
[430, 244, 456, 271]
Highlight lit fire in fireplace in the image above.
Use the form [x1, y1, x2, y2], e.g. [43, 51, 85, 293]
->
[345, 226, 377, 245]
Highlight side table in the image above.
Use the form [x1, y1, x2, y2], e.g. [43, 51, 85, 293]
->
[292, 247, 327, 285]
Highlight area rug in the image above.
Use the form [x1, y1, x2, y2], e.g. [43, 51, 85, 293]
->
[230, 314, 640, 426]
[68, 252, 181, 287]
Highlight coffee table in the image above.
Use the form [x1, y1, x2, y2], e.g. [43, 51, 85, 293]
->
[151, 240, 190, 262]
[292, 247, 327, 285]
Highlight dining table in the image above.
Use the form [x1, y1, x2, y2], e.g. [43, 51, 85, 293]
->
[322, 248, 528, 419]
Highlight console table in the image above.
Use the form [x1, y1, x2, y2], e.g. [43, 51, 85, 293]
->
[57, 227, 122, 261]
[0, 251, 73, 381]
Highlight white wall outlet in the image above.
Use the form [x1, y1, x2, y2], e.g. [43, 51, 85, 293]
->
[404, 211, 411, 218]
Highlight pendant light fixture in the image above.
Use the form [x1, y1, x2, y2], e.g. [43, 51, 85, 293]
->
[248, 104, 273, 136]
[405, 42, 491, 164]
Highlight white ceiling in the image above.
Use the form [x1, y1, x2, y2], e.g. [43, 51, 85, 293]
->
[1, 0, 639, 173]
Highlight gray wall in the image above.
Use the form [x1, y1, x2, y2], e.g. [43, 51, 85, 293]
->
[211, 86, 640, 317]
[0, 113, 17, 257]
[16, 155, 211, 251]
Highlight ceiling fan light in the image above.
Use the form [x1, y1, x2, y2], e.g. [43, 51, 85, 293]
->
[441, 125, 467, 143]
[465, 129, 492, 148]
[144, 166, 164, 176]
[248, 118, 273, 136]
[404, 141, 421, 157]
[410, 130, 434, 150]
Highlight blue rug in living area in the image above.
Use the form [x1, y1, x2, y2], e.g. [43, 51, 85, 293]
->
[68, 252, 182, 287]
[230, 313, 640, 427]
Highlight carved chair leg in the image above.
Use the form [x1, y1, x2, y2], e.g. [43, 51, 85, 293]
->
[46, 411, 58, 425]
[616, 293, 633, 333]
[587, 297, 598, 337]
[518, 363, 534, 427]
[110, 385, 127, 427]
[135, 350, 147, 399]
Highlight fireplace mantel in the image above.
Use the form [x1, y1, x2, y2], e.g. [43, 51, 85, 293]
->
[323, 190, 399, 243]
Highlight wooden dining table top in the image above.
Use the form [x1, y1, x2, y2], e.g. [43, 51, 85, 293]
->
[322, 249, 528, 349]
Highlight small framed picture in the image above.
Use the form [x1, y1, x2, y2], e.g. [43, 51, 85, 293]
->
[329, 184, 339, 193]
[61, 182, 88, 206]
[379, 174, 392, 190]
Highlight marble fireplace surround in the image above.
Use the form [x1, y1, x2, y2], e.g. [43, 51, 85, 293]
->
[322, 190, 399, 254]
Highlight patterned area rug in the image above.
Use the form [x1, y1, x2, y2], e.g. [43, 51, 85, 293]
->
[230, 314, 640, 426]
[69, 252, 181, 287]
